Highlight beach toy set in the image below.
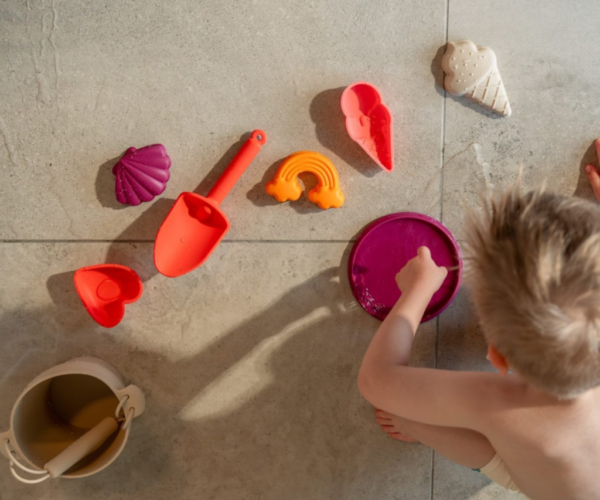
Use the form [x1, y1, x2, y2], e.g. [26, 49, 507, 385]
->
[74, 130, 268, 326]
[72, 78, 463, 327]
[73, 80, 402, 328]
[264, 82, 394, 209]
[340, 38, 514, 318]
[7, 43, 512, 481]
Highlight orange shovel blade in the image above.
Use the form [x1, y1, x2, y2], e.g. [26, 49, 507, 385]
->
[154, 192, 230, 278]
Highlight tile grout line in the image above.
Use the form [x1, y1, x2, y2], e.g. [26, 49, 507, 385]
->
[0, 239, 357, 244]
[431, 448, 436, 500]
[432, 0, 450, 498]
[439, 0, 449, 224]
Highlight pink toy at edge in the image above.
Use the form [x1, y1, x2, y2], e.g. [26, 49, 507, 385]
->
[341, 82, 393, 172]
[113, 144, 171, 206]
[584, 139, 600, 200]
[74, 264, 143, 328]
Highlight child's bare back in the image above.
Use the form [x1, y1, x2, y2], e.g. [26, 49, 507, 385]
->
[474, 373, 600, 498]
[358, 182, 600, 500]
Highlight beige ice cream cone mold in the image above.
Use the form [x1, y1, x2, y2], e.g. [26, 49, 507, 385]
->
[442, 40, 511, 117]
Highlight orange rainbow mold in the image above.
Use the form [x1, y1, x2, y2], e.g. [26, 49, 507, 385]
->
[265, 151, 345, 210]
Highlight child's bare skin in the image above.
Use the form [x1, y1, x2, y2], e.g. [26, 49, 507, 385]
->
[358, 247, 600, 500]
[585, 139, 600, 199]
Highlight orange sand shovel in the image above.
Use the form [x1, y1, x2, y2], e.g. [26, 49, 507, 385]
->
[154, 130, 267, 277]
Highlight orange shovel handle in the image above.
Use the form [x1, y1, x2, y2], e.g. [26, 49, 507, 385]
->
[207, 130, 267, 205]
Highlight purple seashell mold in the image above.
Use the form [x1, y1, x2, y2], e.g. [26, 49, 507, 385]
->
[113, 144, 171, 206]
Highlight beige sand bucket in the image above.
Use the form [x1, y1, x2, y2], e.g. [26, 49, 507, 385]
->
[0, 357, 145, 483]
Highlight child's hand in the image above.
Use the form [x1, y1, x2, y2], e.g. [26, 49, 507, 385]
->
[585, 139, 600, 203]
[396, 247, 448, 297]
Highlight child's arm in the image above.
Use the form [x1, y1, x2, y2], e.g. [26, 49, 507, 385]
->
[358, 247, 498, 429]
[360, 246, 447, 366]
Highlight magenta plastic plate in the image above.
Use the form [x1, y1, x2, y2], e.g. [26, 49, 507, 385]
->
[348, 212, 463, 322]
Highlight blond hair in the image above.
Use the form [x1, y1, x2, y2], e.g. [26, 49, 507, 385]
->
[465, 183, 600, 398]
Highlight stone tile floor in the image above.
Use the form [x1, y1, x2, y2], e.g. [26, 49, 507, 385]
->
[0, 0, 598, 498]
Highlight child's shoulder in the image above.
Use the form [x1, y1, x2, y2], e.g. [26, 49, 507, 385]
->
[471, 373, 592, 423]
[451, 371, 533, 420]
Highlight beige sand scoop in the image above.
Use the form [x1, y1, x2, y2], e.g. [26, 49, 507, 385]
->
[442, 40, 511, 117]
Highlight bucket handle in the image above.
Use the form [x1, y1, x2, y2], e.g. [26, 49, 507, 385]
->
[115, 394, 135, 430]
[4, 395, 135, 483]
[3, 439, 50, 484]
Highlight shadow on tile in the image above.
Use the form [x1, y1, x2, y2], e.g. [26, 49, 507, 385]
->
[193, 132, 251, 197]
[6, 251, 434, 499]
[45, 199, 175, 290]
[431, 44, 446, 98]
[447, 94, 506, 120]
[95, 153, 128, 210]
[572, 140, 598, 202]
[247, 155, 287, 208]
[438, 288, 488, 368]
[104, 199, 174, 281]
[310, 87, 381, 177]
[47, 270, 80, 311]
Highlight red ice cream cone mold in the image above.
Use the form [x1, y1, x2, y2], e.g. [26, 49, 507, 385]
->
[341, 82, 393, 172]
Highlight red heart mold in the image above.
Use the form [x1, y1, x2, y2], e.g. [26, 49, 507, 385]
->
[74, 264, 143, 328]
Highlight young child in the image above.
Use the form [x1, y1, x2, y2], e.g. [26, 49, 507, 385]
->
[358, 179, 600, 499]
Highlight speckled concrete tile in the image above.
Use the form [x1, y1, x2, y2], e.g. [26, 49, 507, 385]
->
[434, 290, 527, 500]
[441, 0, 600, 240]
[436, 289, 489, 373]
[0, 0, 445, 241]
[0, 242, 434, 499]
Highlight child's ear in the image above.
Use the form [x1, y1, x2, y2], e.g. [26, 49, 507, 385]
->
[487, 345, 509, 376]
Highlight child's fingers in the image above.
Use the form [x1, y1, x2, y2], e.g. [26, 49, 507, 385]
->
[595, 138, 600, 160]
[376, 417, 392, 425]
[417, 246, 431, 259]
[585, 164, 600, 202]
